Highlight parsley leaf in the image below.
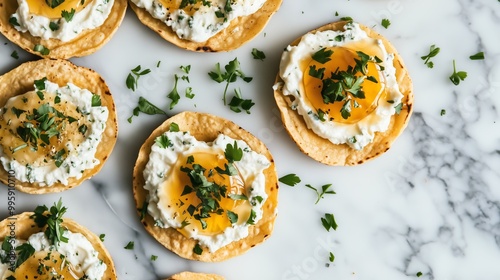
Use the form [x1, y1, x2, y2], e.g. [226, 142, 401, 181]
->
[305, 184, 336, 204]
[34, 44, 50, 56]
[128, 96, 167, 123]
[91, 94, 101, 107]
[124, 241, 134, 250]
[381, 18, 391, 29]
[137, 201, 148, 221]
[49, 21, 59, 31]
[193, 243, 203, 255]
[61, 8, 75, 22]
[10, 50, 19, 59]
[251, 48, 266, 60]
[45, 0, 65, 8]
[169, 122, 180, 132]
[278, 174, 301, 187]
[155, 134, 172, 149]
[246, 209, 256, 225]
[228, 88, 255, 114]
[31, 198, 69, 249]
[15, 243, 35, 268]
[9, 17, 20, 26]
[208, 58, 253, 105]
[469, 52, 484, 60]
[151, 255, 158, 261]
[449, 60, 467, 85]
[394, 103, 403, 115]
[99, 234, 105, 242]
[421, 44, 440, 68]
[227, 210, 238, 224]
[167, 75, 181, 109]
[312, 48, 333, 64]
[126, 65, 151, 91]
[224, 141, 243, 162]
[329, 252, 335, 263]
[321, 213, 338, 232]
[185, 87, 195, 99]
[440, 109, 446, 116]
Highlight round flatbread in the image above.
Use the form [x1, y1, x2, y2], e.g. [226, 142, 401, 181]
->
[0, 59, 118, 194]
[0, 212, 117, 279]
[133, 111, 278, 262]
[129, 0, 282, 52]
[274, 21, 413, 166]
[167, 271, 224, 280]
[0, 0, 127, 59]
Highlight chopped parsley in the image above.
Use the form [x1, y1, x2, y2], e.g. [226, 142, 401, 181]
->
[155, 134, 172, 149]
[169, 122, 180, 132]
[228, 88, 255, 114]
[167, 75, 181, 109]
[305, 184, 336, 204]
[31, 198, 69, 249]
[381, 18, 391, 29]
[9, 17, 20, 26]
[10, 51, 19, 59]
[34, 44, 50, 56]
[309, 50, 381, 119]
[45, 0, 65, 8]
[421, 44, 440, 68]
[127, 96, 167, 123]
[469, 52, 484, 60]
[440, 109, 446, 116]
[416, 272, 423, 277]
[49, 21, 60, 31]
[126, 65, 151, 91]
[91, 94, 101, 107]
[449, 60, 467, 85]
[251, 48, 266, 60]
[124, 241, 134, 250]
[61, 9, 75, 22]
[321, 213, 338, 232]
[150, 255, 158, 261]
[329, 252, 335, 263]
[193, 243, 203, 255]
[99, 234, 106, 242]
[278, 173, 301, 187]
[208, 58, 253, 106]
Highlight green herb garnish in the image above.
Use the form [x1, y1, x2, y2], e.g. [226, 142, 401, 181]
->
[138, 200, 149, 221]
[469, 52, 484, 60]
[61, 9, 75, 22]
[150, 255, 158, 261]
[45, 0, 65, 8]
[421, 44, 440, 68]
[440, 109, 446, 116]
[34, 44, 50, 56]
[9, 17, 20, 26]
[185, 87, 195, 99]
[128, 96, 167, 123]
[126, 65, 151, 91]
[251, 48, 266, 60]
[49, 21, 59, 31]
[246, 209, 256, 225]
[228, 88, 254, 114]
[208, 58, 253, 105]
[416, 272, 423, 277]
[169, 122, 179, 132]
[449, 60, 467, 85]
[312, 48, 333, 64]
[124, 241, 134, 250]
[381, 18, 391, 29]
[227, 210, 238, 224]
[305, 184, 335, 204]
[155, 134, 172, 149]
[321, 213, 338, 232]
[167, 75, 181, 109]
[193, 243, 203, 255]
[278, 174, 301, 187]
[99, 234, 105, 242]
[31, 198, 69, 249]
[91, 94, 101, 107]
[10, 51, 19, 59]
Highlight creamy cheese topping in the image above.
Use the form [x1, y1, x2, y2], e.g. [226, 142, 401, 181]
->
[11, 0, 114, 42]
[143, 131, 270, 252]
[276, 22, 404, 150]
[0, 80, 108, 186]
[130, 0, 266, 42]
[0, 231, 106, 279]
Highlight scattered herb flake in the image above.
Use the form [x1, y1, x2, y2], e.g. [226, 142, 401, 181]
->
[321, 213, 338, 232]
[469, 52, 484, 60]
[421, 44, 440, 68]
[126, 65, 151, 91]
[278, 174, 301, 187]
[99, 234, 105, 242]
[381, 18, 391, 29]
[305, 184, 336, 204]
[128, 96, 167, 123]
[449, 60, 467, 85]
[34, 44, 50, 56]
[61, 8, 75, 22]
[10, 50, 19, 59]
[193, 243, 203, 255]
[251, 48, 266, 60]
[167, 74, 181, 109]
[124, 241, 134, 250]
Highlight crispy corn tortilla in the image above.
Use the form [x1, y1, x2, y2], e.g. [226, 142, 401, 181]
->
[0, 0, 127, 59]
[133, 112, 278, 262]
[0, 59, 118, 194]
[274, 21, 413, 166]
[129, 0, 282, 52]
[167, 271, 225, 280]
[0, 212, 117, 279]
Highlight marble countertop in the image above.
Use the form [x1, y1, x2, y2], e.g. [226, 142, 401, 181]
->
[1, 0, 500, 279]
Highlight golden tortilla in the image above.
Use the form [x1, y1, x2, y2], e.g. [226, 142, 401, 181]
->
[133, 112, 278, 262]
[0, 59, 118, 194]
[0, 0, 127, 59]
[0, 212, 117, 279]
[274, 21, 414, 166]
[129, 0, 282, 52]
[166, 271, 225, 280]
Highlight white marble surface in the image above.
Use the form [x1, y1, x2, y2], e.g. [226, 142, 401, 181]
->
[1, 0, 500, 279]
